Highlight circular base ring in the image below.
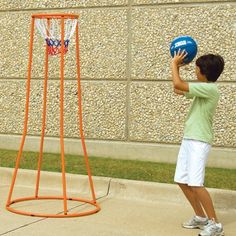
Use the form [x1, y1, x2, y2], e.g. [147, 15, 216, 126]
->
[6, 196, 101, 218]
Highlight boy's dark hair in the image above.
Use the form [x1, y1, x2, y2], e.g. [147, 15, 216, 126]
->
[196, 54, 224, 82]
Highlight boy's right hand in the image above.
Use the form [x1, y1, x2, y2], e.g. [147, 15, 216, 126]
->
[172, 49, 188, 67]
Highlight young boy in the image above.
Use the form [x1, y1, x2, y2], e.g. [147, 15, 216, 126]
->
[171, 50, 225, 236]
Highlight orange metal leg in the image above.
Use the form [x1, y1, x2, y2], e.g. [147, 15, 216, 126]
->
[75, 23, 97, 203]
[35, 19, 50, 198]
[60, 17, 68, 215]
[6, 17, 35, 207]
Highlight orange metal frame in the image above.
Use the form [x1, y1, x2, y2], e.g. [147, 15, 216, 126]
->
[6, 13, 101, 218]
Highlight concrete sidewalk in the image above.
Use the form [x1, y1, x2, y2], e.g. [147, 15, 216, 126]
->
[0, 167, 235, 236]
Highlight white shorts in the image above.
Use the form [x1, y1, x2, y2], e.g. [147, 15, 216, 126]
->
[174, 139, 211, 187]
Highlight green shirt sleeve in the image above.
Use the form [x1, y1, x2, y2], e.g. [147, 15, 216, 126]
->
[185, 83, 218, 99]
[184, 92, 194, 99]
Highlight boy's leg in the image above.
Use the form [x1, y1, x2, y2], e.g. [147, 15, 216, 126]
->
[191, 186, 217, 222]
[178, 183, 206, 217]
[193, 187, 224, 236]
[175, 140, 208, 217]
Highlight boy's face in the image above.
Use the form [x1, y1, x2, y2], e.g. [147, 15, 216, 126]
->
[195, 66, 207, 82]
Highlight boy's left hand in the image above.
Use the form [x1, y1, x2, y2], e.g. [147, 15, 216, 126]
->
[172, 49, 188, 67]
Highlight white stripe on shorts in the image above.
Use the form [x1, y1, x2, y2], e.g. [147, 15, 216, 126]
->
[174, 139, 211, 187]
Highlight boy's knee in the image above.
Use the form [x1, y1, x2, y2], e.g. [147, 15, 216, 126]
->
[176, 182, 188, 189]
[191, 186, 205, 193]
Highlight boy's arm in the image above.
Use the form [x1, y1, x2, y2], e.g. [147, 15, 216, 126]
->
[174, 89, 185, 95]
[171, 50, 189, 92]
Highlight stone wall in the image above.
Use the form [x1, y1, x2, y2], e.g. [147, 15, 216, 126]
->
[0, 1, 235, 165]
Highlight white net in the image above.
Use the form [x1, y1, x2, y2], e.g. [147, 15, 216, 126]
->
[35, 18, 78, 55]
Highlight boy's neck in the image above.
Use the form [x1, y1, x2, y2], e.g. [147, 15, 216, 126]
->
[197, 76, 208, 83]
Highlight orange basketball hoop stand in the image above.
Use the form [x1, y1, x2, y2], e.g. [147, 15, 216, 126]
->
[6, 13, 101, 218]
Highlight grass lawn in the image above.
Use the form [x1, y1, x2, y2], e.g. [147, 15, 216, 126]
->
[0, 149, 235, 191]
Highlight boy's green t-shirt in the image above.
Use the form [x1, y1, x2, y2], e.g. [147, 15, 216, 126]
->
[184, 82, 220, 144]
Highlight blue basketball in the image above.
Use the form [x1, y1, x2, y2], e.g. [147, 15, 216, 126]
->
[170, 36, 198, 64]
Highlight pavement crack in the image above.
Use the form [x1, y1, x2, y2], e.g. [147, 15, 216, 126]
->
[0, 218, 47, 235]
[94, 177, 112, 201]
[105, 178, 112, 196]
